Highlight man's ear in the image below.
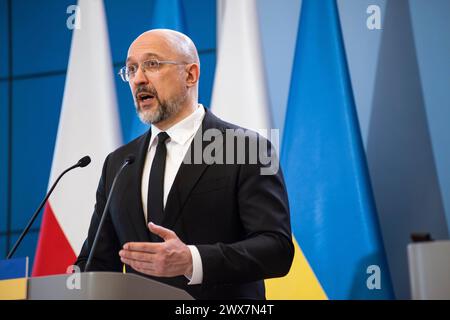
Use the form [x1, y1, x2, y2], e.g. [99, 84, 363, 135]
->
[185, 63, 200, 87]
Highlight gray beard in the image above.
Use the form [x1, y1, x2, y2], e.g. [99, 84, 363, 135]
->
[136, 95, 184, 125]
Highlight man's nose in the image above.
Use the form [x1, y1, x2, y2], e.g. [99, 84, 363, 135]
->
[132, 66, 148, 86]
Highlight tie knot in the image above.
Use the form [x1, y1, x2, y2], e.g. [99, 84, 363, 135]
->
[157, 132, 170, 145]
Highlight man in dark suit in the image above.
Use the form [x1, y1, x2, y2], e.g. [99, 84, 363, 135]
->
[75, 29, 293, 299]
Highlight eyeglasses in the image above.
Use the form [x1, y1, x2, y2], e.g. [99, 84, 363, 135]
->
[118, 58, 186, 82]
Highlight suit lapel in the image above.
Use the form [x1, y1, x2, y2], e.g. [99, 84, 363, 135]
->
[122, 129, 153, 242]
[162, 109, 225, 230]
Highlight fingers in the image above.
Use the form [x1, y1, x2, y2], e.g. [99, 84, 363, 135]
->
[148, 222, 177, 241]
[123, 242, 160, 253]
[119, 248, 154, 262]
[119, 242, 159, 274]
[119, 249, 158, 275]
[120, 226, 186, 277]
[119, 253, 166, 277]
[120, 257, 154, 273]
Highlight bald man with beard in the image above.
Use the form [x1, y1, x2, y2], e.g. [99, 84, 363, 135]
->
[75, 29, 294, 300]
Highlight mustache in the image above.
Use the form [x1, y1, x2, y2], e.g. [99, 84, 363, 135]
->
[135, 85, 158, 100]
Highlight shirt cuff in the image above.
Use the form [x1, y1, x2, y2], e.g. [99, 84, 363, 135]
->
[185, 245, 203, 285]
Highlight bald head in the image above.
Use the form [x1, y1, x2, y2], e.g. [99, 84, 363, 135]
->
[126, 29, 201, 130]
[128, 29, 199, 66]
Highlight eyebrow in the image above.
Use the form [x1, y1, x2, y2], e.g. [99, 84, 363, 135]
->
[126, 52, 164, 65]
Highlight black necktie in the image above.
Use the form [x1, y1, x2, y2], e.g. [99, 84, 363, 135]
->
[147, 132, 170, 227]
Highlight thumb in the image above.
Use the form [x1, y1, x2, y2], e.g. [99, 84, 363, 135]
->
[148, 222, 177, 241]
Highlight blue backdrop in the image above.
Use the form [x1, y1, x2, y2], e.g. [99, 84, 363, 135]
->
[0, 0, 216, 267]
[1, 0, 450, 299]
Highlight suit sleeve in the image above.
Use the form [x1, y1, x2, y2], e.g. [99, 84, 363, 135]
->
[75, 154, 122, 272]
[196, 139, 294, 285]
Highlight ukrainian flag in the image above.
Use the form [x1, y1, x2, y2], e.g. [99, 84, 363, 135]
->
[265, 0, 394, 300]
[0, 257, 28, 300]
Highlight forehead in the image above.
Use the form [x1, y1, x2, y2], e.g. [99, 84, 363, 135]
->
[127, 34, 176, 63]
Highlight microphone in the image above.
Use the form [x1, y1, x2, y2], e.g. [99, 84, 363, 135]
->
[84, 154, 135, 272]
[77, 156, 91, 168]
[6, 156, 92, 259]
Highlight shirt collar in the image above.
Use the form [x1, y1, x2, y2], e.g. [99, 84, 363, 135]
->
[148, 104, 205, 150]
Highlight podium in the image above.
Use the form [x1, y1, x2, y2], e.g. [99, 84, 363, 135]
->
[27, 272, 194, 300]
[408, 240, 450, 300]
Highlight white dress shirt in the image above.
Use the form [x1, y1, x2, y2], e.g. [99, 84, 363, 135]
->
[141, 104, 205, 285]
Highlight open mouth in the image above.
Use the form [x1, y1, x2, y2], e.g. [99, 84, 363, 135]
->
[137, 92, 155, 102]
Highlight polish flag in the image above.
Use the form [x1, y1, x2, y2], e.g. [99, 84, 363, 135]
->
[32, 0, 121, 276]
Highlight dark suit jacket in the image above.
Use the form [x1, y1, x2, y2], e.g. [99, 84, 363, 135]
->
[75, 108, 294, 299]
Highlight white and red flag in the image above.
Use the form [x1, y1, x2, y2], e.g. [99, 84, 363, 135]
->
[33, 0, 121, 276]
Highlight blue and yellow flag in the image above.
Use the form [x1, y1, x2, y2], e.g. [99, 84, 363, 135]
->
[0, 257, 28, 300]
[267, 0, 394, 299]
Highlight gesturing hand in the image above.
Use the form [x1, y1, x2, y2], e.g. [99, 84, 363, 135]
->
[119, 222, 193, 278]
